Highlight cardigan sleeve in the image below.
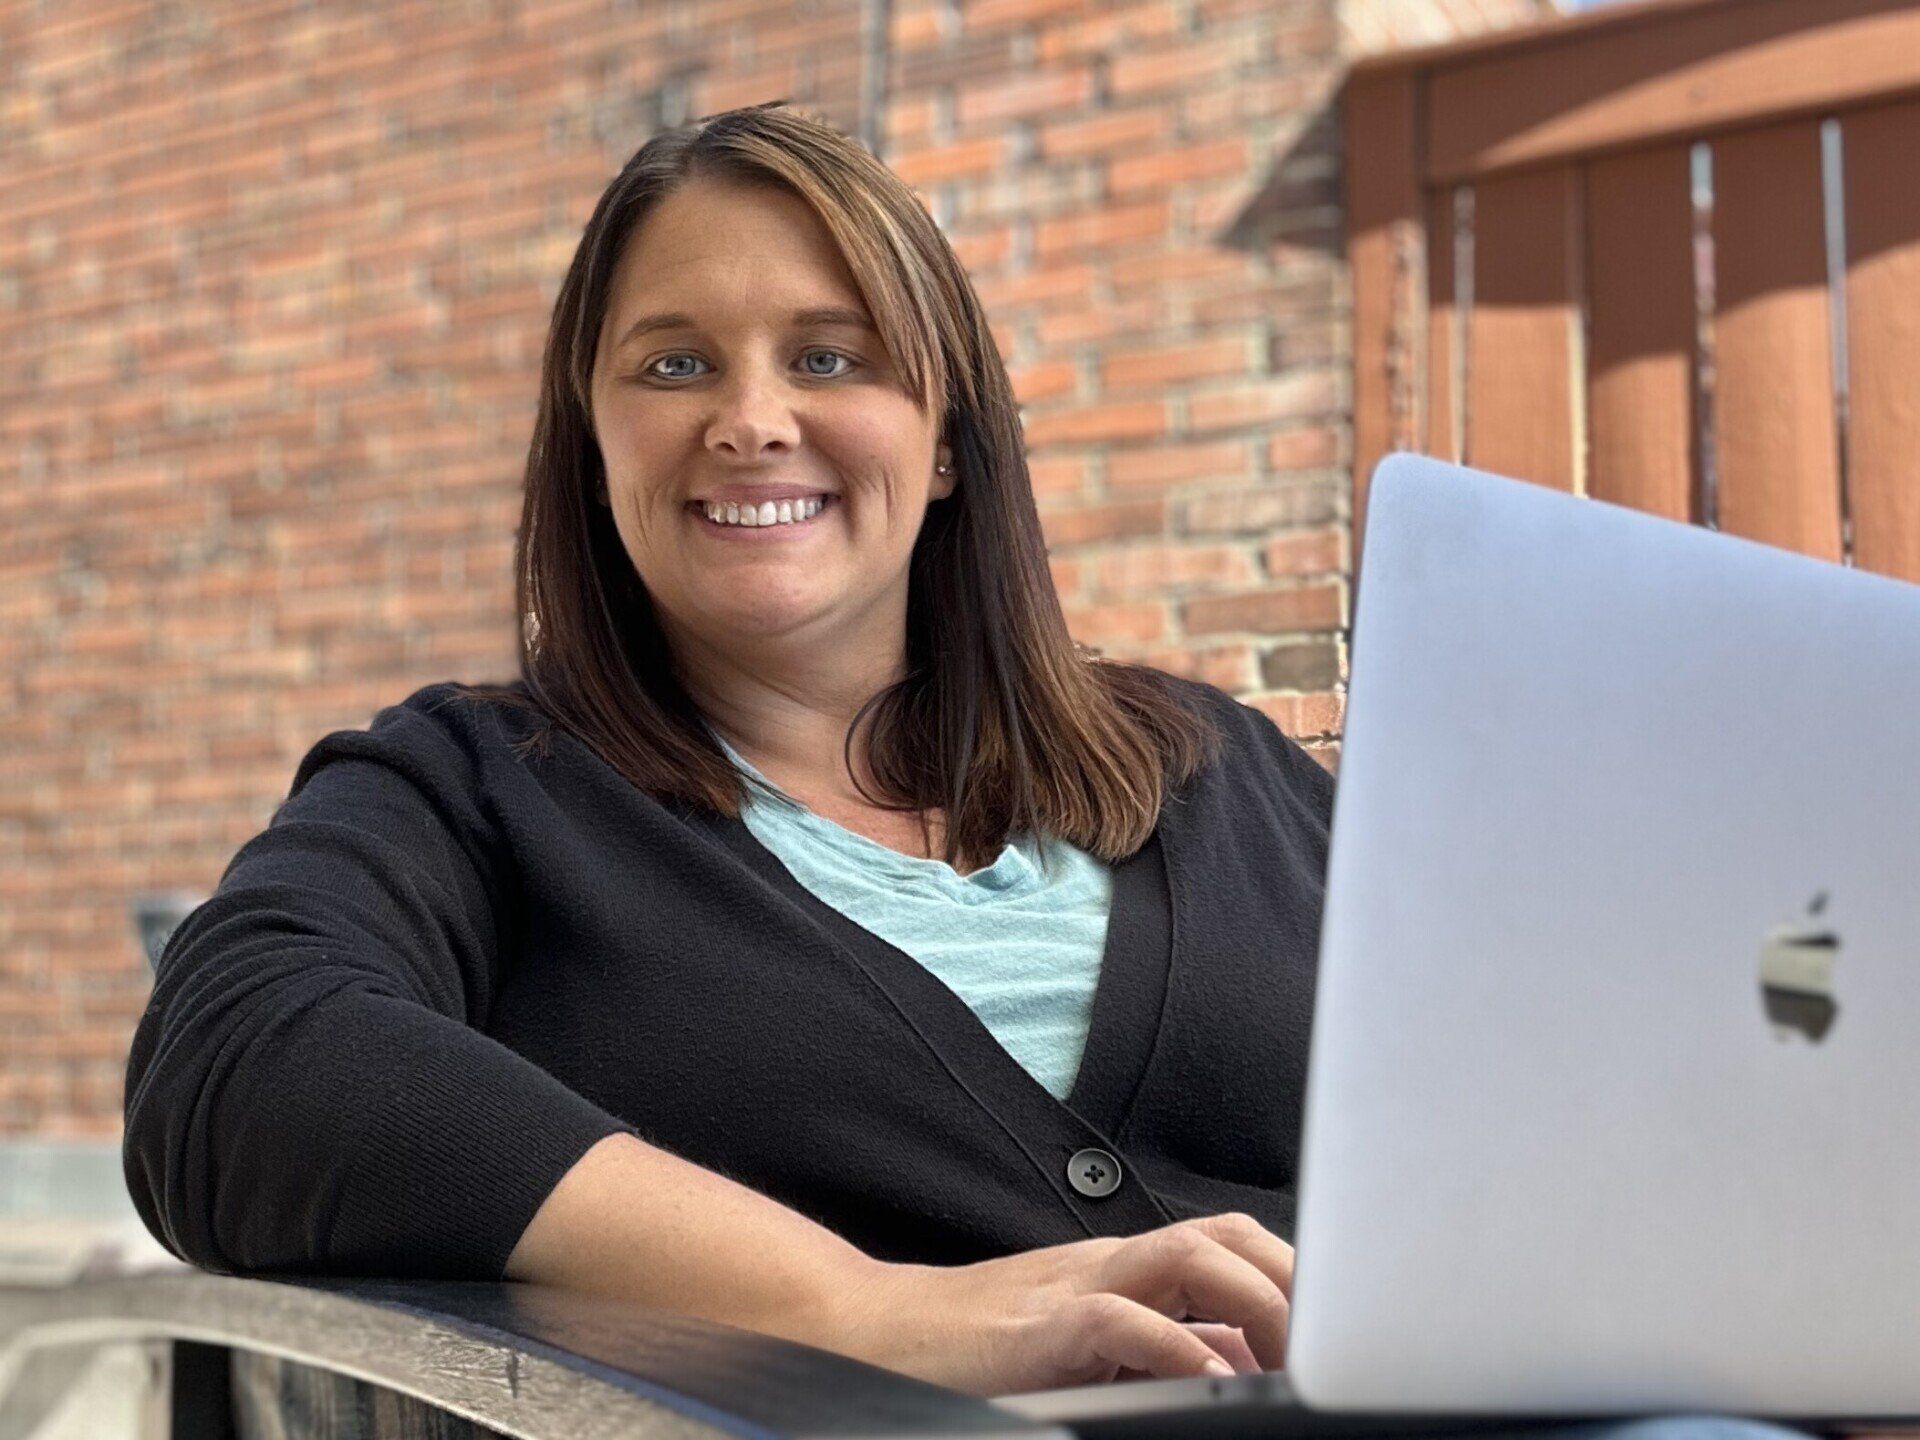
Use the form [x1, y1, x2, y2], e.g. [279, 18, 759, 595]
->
[121, 691, 639, 1281]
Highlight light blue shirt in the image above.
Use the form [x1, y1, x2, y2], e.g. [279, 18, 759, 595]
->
[710, 728, 1116, 1101]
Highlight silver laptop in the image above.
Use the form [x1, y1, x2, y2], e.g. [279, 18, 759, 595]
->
[1000, 453, 1920, 1435]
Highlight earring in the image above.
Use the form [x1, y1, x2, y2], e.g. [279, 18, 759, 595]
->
[936, 464, 951, 474]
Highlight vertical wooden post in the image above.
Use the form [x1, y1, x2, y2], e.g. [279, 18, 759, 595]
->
[1467, 165, 1584, 493]
[1585, 143, 1697, 522]
[1840, 98, 1920, 583]
[1344, 69, 1423, 578]
[1711, 120, 1844, 561]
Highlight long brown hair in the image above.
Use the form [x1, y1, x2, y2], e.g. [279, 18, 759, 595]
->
[444, 100, 1222, 868]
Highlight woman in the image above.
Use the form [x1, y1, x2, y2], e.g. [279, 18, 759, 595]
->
[120, 100, 1810, 1431]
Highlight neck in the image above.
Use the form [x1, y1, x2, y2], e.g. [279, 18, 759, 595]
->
[666, 617, 910, 806]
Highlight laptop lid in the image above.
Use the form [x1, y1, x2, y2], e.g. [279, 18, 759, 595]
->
[1284, 454, 1920, 1415]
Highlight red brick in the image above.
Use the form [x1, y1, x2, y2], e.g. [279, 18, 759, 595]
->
[1008, 359, 1079, 405]
[1267, 426, 1341, 472]
[1262, 527, 1345, 577]
[1109, 138, 1252, 197]
[1026, 451, 1091, 497]
[1110, 34, 1262, 99]
[1179, 483, 1341, 535]
[64, 622, 148, 657]
[1181, 583, 1345, 635]
[1034, 295, 1168, 347]
[890, 135, 1010, 187]
[1022, 399, 1167, 446]
[1037, 496, 1167, 546]
[1037, 108, 1172, 161]
[1186, 370, 1340, 433]
[962, 0, 1088, 31]
[886, 94, 940, 144]
[692, 64, 800, 116]
[1111, 246, 1254, 289]
[1106, 440, 1254, 490]
[891, 3, 947, 49]
[1033, 202, 1172, 261]
[974, 264, 1099, 310]
[956, 68, 1094, 127]
[1091, 542, 1258, 595]
[1101, 336, 1254, 393]
[1061, 599, 1169, 646]
[1140, 643, 1256, 691]
[1037, 3, 1184, 62]
[1296, 690, 1346, 737]
[950, 225, 1014, 272]
[1047, 555, 1085, 596]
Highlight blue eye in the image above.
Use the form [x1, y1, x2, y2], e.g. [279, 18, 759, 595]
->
[801, 349, 853, 377]
[645, 349, 855, 381]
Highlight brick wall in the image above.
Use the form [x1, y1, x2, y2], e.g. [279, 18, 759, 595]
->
[0, 0, 1551, 1136]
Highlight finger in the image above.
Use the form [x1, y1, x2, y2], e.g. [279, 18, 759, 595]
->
[1105, 1224, 1289, 1372]
[1191, 1211, 1296, 1299]
[1074, 1293, 1239, 1383]
[1113, 1328, 1259, 1382]
[1183, 1321, 1259, 1374]
[1121, 1321, 1257, 1379]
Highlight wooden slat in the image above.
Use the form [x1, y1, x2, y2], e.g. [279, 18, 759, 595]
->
[1344, 70, 1422, 577]
[1465, 165, 1580, 491]
[1424, 186, 1459, 464]
[1584, 144, 1696, 521]
[1425, 0, 1920, 185]
[1840, 98, 1920, 583]
[1710, 120, 1843, 561]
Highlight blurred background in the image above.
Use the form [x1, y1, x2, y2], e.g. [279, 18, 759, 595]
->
[3, 0, 1915, 1359]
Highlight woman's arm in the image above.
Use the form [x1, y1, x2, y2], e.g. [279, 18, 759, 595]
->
[504, 1130, 885, 1348]
[123, 698, 644, 1279]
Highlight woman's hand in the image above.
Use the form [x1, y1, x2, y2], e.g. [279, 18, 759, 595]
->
[820, 1212, 1291, 1398]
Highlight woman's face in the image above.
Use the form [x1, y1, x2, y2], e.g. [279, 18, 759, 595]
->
[589, 177, 953, 657]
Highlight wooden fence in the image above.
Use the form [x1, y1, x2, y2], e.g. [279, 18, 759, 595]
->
[1343, 0, 1920, 582]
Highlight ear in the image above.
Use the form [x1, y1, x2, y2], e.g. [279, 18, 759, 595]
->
[931, 446, 956, 501]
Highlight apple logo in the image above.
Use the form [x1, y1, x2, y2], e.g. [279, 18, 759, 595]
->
[1757, 890, 1840, 1042]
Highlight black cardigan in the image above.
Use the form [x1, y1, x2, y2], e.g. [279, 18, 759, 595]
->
[121, 672, 1335, 1279]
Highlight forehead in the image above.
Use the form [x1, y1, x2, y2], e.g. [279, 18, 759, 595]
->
[610, 179, 865, 315]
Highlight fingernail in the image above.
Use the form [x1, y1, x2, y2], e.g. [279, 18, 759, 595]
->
[1204, 1358, 1235, 1378]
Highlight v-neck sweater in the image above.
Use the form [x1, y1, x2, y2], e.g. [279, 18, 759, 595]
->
[707, 727, 1117, 1103]
[121, 671, 1336, 1279]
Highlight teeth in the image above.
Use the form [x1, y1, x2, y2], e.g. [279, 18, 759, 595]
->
[703, 496, 826, 527]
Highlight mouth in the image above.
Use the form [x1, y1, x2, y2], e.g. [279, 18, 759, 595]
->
[687, 494, 836, 534]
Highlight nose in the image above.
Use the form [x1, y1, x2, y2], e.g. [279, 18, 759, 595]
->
[704, 360, 801, 464]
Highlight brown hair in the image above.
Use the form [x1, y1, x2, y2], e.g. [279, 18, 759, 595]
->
[446, 100, 1222, 869]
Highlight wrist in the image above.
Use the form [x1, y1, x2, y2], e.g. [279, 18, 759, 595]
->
[802, 1256, 926, 1367]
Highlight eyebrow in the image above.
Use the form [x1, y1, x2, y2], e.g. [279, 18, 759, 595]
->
[613, 306, 877, 352]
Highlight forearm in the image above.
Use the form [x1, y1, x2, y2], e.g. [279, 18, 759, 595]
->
[503, 1131, 892, 1351]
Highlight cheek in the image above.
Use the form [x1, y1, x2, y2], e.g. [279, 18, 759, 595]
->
[825, 406, 931, 478]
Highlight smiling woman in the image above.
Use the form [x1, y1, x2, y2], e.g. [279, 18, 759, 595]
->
[451, 100, 1226, 872]
[124, 100, 1349, 1403]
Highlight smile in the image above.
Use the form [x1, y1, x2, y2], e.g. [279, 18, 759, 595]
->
[689, 495, 835, 532]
